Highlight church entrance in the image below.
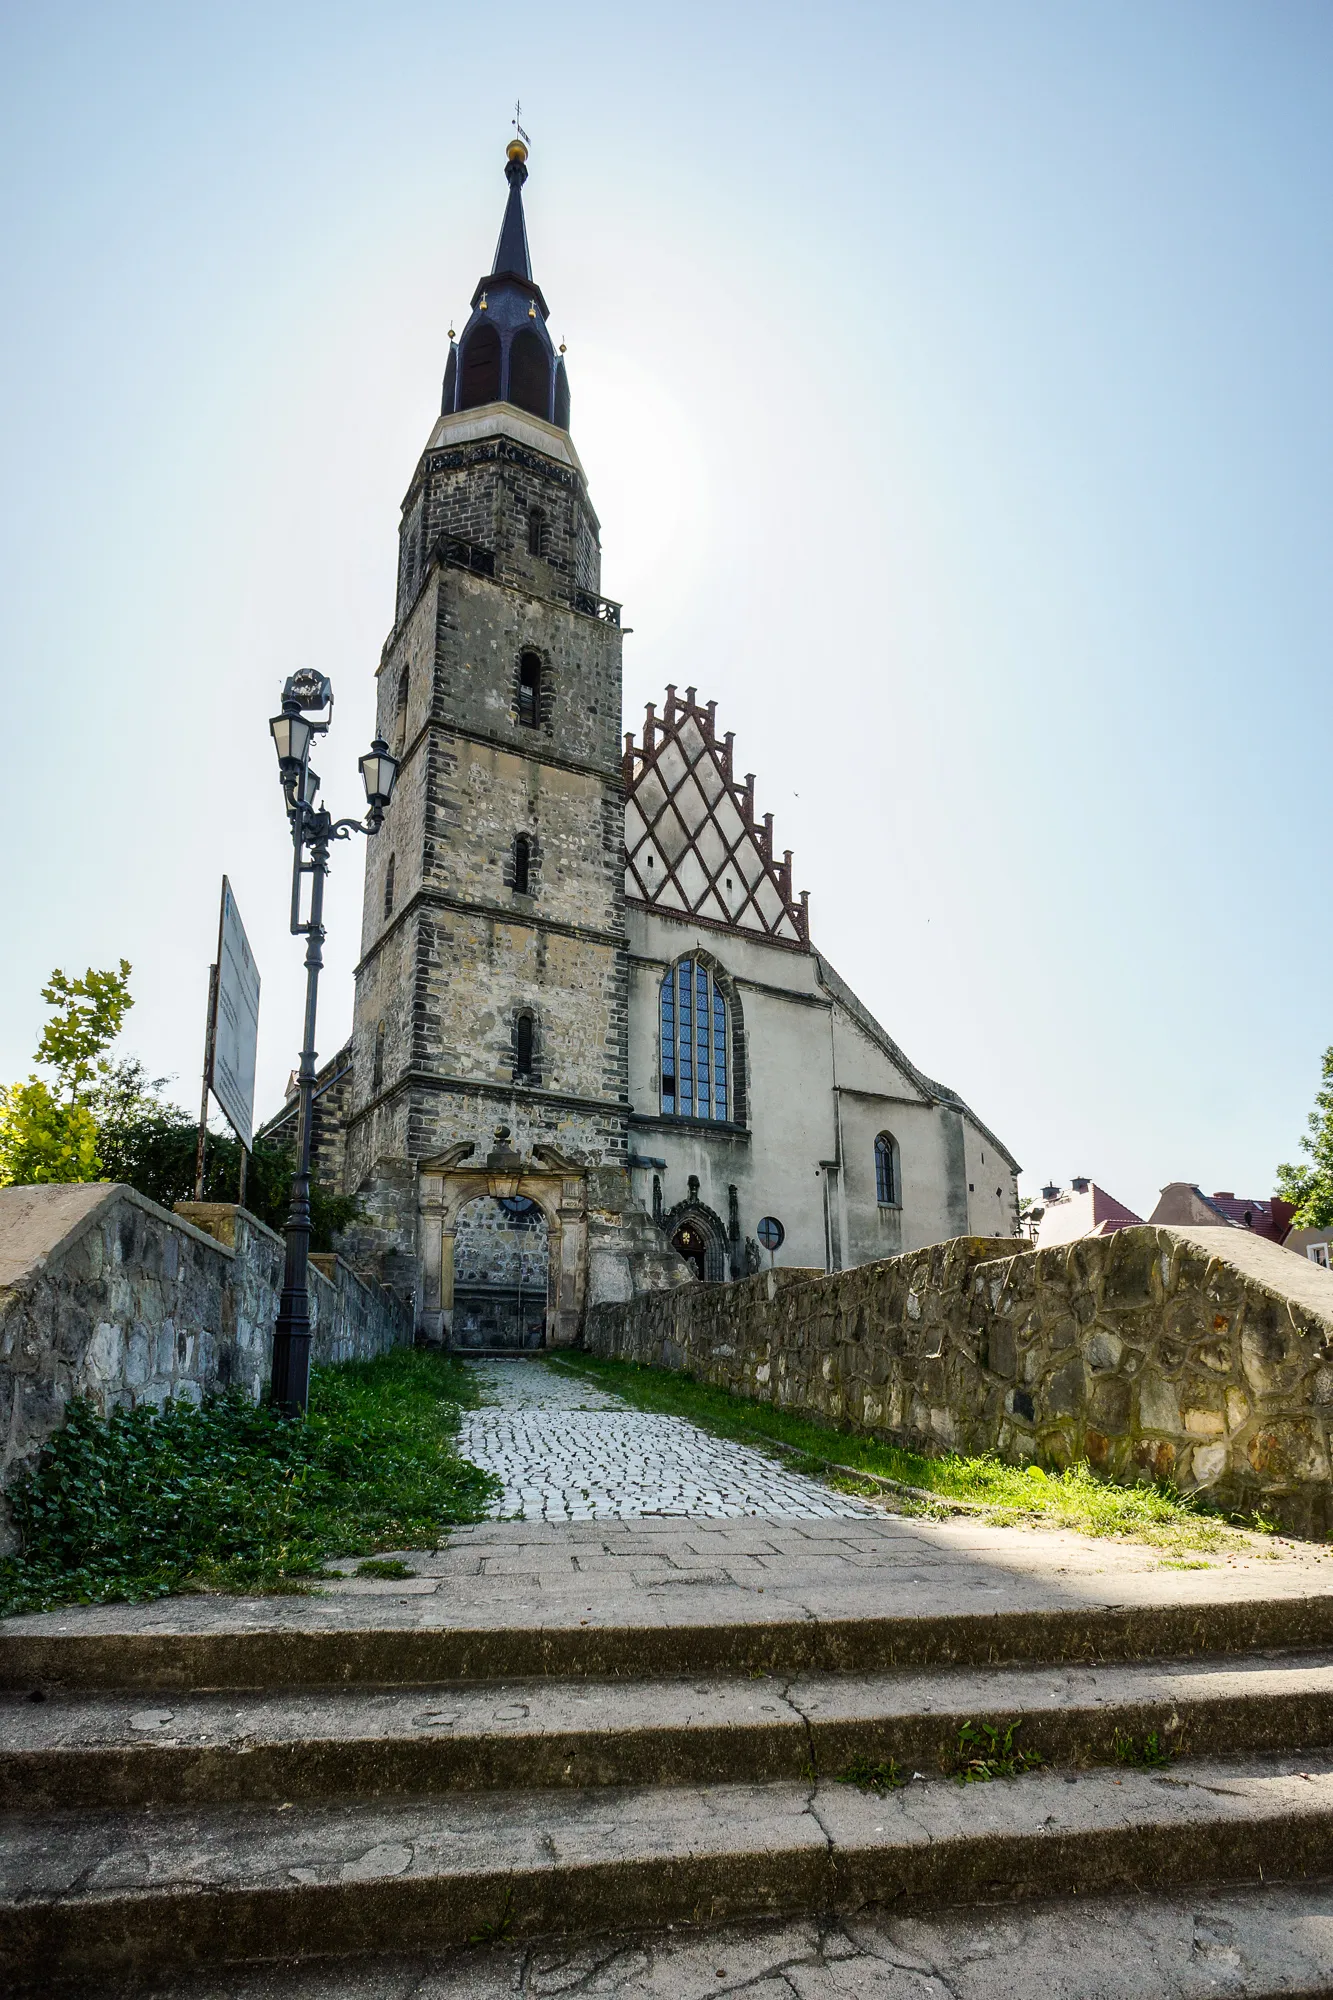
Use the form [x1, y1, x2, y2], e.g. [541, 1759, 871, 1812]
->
[416, 1138, 586, 1349]
[671, 1218, 710, 1282]
[451, 1194, 549, 1350]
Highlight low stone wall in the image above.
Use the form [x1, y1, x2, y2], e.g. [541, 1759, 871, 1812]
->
[0, 1184, 411, 1536]
[586, 1225, 1333, 1537]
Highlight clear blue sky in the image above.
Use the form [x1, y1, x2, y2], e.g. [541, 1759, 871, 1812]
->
[1, 1, 1330, 1219]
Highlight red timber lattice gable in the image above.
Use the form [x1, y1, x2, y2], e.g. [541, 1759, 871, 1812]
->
[622, 685, 810, 948]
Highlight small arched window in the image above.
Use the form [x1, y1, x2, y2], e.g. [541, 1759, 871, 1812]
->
[513, 833, 531, 896]
[875, 1132, 899, 1207]
[372, 1020, 386, 1093]
[508, 327, 550, 419]
[660, 959, 728, 1120]
[396, 665, 409, 716]
[517, 651, 542, 728]
[527, 507, 545, 558]
[514, 1011, 535, 1078]
[458, 322, 501, 409]
[383, 854, 395, 918]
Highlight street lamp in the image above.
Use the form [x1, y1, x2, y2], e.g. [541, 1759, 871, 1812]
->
[267, 669, 398, 1415]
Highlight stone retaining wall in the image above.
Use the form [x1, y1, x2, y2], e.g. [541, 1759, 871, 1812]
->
[586, 1225, 1333, 1537]
[0, 1183, 411, 1539]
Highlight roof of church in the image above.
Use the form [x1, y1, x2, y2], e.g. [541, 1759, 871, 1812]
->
[622, 687, 809, 947]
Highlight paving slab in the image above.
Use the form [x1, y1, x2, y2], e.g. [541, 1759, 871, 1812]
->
[7, 1510, 1333, 1691]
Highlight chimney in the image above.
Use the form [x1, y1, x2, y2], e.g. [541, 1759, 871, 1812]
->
[1041, 1183, 1060, 1202]
[1070, 1176, 1090, 1194]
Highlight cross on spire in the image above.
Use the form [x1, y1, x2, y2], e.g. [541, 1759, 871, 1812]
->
[512, 99, 530, 147]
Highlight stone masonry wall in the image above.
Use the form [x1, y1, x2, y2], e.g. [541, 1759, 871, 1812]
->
[0, 1184, 412, 1542]
[586, 1225, 1333, 1537]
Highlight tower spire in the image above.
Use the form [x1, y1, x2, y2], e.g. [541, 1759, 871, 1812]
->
[492, 138, 532, 281]
[441, 137, 567, 429]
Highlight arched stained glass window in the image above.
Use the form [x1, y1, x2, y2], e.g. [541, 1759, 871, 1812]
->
[875, 1132, 898, 1207]
[660, 960, 728, 1120]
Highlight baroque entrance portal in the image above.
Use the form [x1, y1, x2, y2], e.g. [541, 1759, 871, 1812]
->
[416, 1129, 587, 1349]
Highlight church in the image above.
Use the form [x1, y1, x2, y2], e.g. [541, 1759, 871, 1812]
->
[315, 139, 1020, 1348]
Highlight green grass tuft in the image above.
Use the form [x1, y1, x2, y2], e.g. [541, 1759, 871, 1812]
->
[0, 1348, 497, 1618]
[836, 1755, 906, 1795]
[1112, 1727, 1176, 1768]
[952, 1718, 1044, 1782]
[546, 1351, 1246, 1554]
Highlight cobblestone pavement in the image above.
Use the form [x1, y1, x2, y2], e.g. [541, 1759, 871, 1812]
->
[457, 1358, 873, 1523]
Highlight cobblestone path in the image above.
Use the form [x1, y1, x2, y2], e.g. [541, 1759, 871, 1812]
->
[457, 1357, 873, 1522]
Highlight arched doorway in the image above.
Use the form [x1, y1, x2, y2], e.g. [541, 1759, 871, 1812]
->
[671, 1217, 710, 1281]
[452, 1194, 549, 1349]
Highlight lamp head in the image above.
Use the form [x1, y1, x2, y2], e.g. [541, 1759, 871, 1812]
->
[359, 737, 399, 816]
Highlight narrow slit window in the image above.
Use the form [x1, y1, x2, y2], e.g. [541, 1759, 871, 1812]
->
[527, 508, 545, 558]
[517, 651, 542, 728]
[372, 1021, 386, 1092]
[383, 853, 395, 919]
[660, 959, 728, 1120]
[515, 1012, 535, 1077]
[513, 833, 531, 895]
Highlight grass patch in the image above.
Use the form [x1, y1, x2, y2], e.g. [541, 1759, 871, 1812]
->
[545, 1351, 1244, 1554]
[1112, 1727, 1177, 1769]
[0, 1349, 497, 1618]
[952, 1718, 1044, 1783]
[836, 1755, 907, 1795]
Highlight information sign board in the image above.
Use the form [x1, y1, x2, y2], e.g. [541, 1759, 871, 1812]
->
[209, 877, 261, 1148]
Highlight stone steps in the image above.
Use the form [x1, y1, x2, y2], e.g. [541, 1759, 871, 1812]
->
[8, 1587, 1333, 1692]
[9, 1528, 1333, 1990]
[7, 1651, 1333, 1811]
[5, 1753, 1333, 1988]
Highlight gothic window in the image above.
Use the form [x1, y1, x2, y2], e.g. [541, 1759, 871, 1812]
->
[508, 327, 550, 420]
[458, 323, 501, 408]
[659, 959, 728, 1121]
[383, 854, 395, 918]
[514, 1011, 535, 1078]
[394, 665, 409, 746]
[517, 651, 543, 728]
[527, 507, 546, 558]
[513, 832, 531, 896]
[372, 1021, 386, 1093]
[875, 1132, 899, 1207]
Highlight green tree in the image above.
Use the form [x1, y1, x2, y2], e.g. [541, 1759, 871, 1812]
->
[0, 962, 132, 1186]
[1276, 1045, 1333, 1228]
[0, 962, 358, 1249]
[91, 1057, 358, 1251]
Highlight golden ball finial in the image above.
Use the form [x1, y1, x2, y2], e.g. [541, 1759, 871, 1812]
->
[506, 138, 528, 164]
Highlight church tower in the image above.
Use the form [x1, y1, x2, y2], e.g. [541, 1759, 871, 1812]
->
[344, 140, 654, 1340]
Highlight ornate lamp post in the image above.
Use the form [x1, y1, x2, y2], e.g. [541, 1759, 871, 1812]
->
[268, 669, 398, 1415]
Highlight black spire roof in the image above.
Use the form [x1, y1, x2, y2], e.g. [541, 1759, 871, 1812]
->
[491, 145, 532, 281]
[444, 140, 566, 430]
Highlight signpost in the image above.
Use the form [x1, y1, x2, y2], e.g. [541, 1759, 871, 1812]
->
[756, 1214, 785, 1272]
[194, 879, 262, 1201]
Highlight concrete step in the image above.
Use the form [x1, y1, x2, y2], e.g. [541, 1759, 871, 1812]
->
[5, 1753, 1333, 1989]
[9, 1588, 1333, 1694]
[55, 1885, 1333, 2000]
[6, 1650, 1333, 1811]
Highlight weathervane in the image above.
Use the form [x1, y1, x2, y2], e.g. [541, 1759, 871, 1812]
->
[512, 99, 530, 147]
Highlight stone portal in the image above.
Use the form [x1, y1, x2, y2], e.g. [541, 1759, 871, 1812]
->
[417, 1131, 587, 1349]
